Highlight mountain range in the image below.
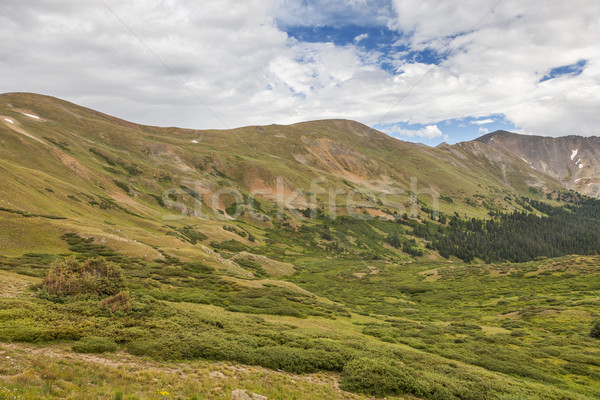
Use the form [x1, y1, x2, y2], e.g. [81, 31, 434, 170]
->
[475, 130, 600, 197]
[2, 92, 600, 400]
[0, 92, 597, 261]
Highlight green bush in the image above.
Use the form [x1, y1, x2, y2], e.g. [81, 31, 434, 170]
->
[341, 357, 418, 397]
[112, 179, 131, 194]
[235, 258, 267, 277]
[41, 257, 125, 297]
[404, 243, 424, 257]
[210, 240, 247, 252]
[176, 227, 208, 244]
[127, 333, 253, 362]
[125, 333, 346, 374]
[72, 336, 117, 354]
[100, 291, 133, 313]
[591, 321, 600, 339]
[254, 346, 347, 373]
[0, 324, 50, 343]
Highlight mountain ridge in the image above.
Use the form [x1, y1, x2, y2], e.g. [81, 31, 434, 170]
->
[0, 91, 590, 263]
[2, 93, 600, 400]
[474, 129, 600, 197]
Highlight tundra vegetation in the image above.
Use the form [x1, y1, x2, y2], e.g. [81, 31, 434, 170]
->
[1, 93, 600, 399]
[1, 215, 600, 399]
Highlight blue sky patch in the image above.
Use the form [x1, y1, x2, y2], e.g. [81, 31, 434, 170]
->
[285, 25, 401, 50]
[540, 59, 587, 82]
[283, 24, 447, 74]
[375, 114, 519, 146]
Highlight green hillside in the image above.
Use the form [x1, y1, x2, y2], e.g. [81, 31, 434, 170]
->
[1, 93, 599, 400]
[0, 93, 563, 259]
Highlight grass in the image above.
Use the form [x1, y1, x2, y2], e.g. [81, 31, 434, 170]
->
[72, 336, 118, 354]
[1, 93, 599, 399]
[1, 250, 599, 399]
[1, 218, 599, 398]
[0, 342, 371, 400]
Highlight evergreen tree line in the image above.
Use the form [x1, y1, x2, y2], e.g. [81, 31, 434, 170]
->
[408, 196, 600, 263]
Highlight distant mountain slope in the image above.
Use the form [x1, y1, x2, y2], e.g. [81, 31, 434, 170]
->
[437, 139, 563, 196]
[475, 130, 600, 197]
[0, 92, 564, 260]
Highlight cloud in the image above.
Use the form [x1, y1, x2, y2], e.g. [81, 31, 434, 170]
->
[274, 0, 394, 28]
[383, 0, 600, 136]
[472, 119, 495, 125]
[354, 33, 369, 42]
[0, 0, 598, 140]
[383, 124, 445, 139]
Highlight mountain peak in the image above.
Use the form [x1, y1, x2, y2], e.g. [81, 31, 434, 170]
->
[476, 130, 525, 144]
[469, 130, 600, 197]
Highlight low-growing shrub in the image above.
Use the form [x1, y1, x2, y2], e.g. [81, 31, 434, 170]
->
[210, 240, 247, 252]
[235, 258, 267, 277]
[341, 357, 418, 397]
[591, 321, 600, 339]
[41, 257, 125, 297]
[112, 179, 131, 194]
[254, 346, 347, 373]
[100, 291, 133, 313]
[72, 336, 117, 354]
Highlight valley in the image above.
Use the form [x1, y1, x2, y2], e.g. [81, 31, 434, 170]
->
[0, 93, 599, 399]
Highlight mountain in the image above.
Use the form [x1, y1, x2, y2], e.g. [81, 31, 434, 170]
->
[475, 130, 600, 197]
[2, 92, 600, 400]
[0, 92, 564, 260]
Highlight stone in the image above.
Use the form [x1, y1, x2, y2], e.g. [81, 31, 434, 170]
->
[231, 389, 267, 400]
[231, 390, 252, 400]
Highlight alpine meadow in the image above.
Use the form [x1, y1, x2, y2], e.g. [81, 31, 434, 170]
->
[2, 1, 600, 400]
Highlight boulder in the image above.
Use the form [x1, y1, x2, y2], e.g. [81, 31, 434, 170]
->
[231, 389, 267, 400]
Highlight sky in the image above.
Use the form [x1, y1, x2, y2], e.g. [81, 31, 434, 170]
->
[0, 0, 599, 145]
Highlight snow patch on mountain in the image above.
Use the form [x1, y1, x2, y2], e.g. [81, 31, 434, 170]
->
[22, 112, 40, 120]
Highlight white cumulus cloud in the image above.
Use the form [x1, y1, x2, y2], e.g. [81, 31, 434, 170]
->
[0, 0, 598, 140]
[354, 33, 369, 42]
[472, 119, 495, 125]
[384, 124, 445, 139]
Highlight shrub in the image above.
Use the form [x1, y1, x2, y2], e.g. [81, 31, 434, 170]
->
[223, 225, 247, 237]
[72, 336, 117, 354]
[112, 179, 131, 194]
[341, 357, 418, 397]
[127, 333, 252, 362]
[385, 233, 401, 248]
[404, 243, 424, 257]
[0, 324, 49, 343]
[177, 227, 208, 244]
[100, 291, 133, 313]
[42, 257, 125, 297]
[235, 258, 267, 277]
[210, 240, 247, 252]
[254, 346, 347, 373]
[591, 321, 600, 339]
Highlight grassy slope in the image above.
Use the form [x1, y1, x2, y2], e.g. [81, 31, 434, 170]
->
[1, 255, 599, 399]
[1, 93, 598, 399]
[0, 341, 368, 400]
[0, 92, 562, 261]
